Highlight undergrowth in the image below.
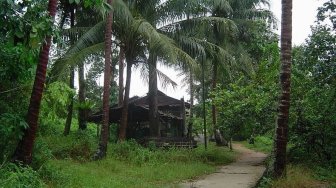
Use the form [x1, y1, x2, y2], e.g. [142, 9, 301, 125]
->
[0, 128, 237, 188]
[258, 165, 334, 188]
[242, 136, 273, 154]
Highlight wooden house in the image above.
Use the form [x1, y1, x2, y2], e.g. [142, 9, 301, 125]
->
[88, 91, 196, 148]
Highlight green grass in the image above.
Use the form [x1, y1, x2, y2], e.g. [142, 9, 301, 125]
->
[242, 136, 273, 154]
[258, 165, 333, 188]
[36, 133, 237, 188]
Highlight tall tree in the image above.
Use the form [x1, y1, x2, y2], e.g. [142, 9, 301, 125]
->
[95, 0, 114, 159]
[64, 5, 76, 136]
[274, 0, 292, 178]
[118, 47, 125, 106]
[148, 53, 160, 137]
[12, 0, 57, 165]
[78, 62, 87, 130]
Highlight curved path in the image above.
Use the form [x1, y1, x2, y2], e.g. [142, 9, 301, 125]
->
[180, 143, 267, 188]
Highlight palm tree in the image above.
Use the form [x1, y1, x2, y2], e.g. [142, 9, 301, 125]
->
[12, 0, 58, 165]
[64, 5, 76, 136]
[78, 62, 87, 130]
[145, 0, 238, 138]
[95, 0, 114, 159]
[118, 47, 125, 106]
[274, 0, 292, 178]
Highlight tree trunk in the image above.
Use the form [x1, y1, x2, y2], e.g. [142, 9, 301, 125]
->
[148, 53, 160, 137]
[118, 60, 132, 141]
[64, 68, 74, 135]
[188, 69, 194, 138]
[64, 7, 75, 136]
[212, 61, 217, 131]
[78, 62, 87, 130]
[201, 60, 207, 149]
[12, 0, 57, 165]
[212, 62, 217, 127]
[118, 47, 125, 106]
[274, 0, 292, 178]
[94, 0, 113, 160]
[212, 61, 224, 145]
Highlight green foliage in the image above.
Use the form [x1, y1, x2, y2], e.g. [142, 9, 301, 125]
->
[38, 162, 70, 187]
[288, 22, 336, 162]
[41, 141, 236, 187]
[0, 0, 53, 48]
[243, 136, 273, 154]
[0, 114, 28, 163]
[257, 165, 333, 188]
[210, 44, 280, 140]
[0, 163, 45, 188]
[39, 82, 74, 135]
[110, 140, 236, 166]
[40, 130, 96, 162]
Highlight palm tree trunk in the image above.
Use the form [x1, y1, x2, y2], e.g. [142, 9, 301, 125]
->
[188, 69, 194, 138]
[212, 61, 217, 130]
[212, 61, 224, 145]
[95, 0, 113, 160]
[202, 60, 207, 149]
[78, 62, 87, 130]
[118, 47, 125, 106]
[64, 68, 75, 135]
[64, 7, 76, 136]
[148, 53, 160, 137]
[12, 0, 57, 165]
[274, 0, 292, 178]
[118, 59, 132, 141]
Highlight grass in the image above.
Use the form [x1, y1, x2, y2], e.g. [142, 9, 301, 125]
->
[258, 165, 332, 188]
[36, 132, 237, 188]
[243, 136, 336, 188]
[241, 136, 273, 154]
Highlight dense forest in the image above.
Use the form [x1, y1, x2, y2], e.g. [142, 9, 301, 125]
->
[0, 0, 335, 187]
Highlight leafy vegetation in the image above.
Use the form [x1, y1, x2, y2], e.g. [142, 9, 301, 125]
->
[242, 136, 274, 154]
[1, 128, 237, 188]
[1, 0, 336, 187]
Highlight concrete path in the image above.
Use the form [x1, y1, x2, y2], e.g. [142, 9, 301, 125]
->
[180, 143, 267, 188]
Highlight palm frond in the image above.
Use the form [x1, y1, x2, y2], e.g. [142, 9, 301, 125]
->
[156, 68, 177, 89]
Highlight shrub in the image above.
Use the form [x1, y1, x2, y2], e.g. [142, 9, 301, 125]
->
[0, 113, 27, 163]
[0, 163, 44, 188]
[41, 130, 96, 162]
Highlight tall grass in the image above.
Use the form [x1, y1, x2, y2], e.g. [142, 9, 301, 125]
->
[40, 139, 237, 188]
[242, 136, 273, 154]
[260, 165, 331, 188]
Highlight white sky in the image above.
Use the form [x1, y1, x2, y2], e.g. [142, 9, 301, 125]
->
[126, 0, 325, 99]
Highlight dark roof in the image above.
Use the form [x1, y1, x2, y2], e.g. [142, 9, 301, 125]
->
[87, 91, 189, 123]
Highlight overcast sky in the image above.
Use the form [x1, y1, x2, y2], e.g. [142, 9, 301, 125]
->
[127, 0, 325, 99]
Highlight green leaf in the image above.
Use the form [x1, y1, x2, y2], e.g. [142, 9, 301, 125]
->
[15, 30, 24, 38]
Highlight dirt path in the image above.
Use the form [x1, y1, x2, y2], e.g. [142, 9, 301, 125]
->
[180, 143, 267, 188]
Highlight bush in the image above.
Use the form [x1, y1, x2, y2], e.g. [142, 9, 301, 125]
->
[38, 162, 70, 186]
[109, 141, 236, 166]
[31, 138, 53, 169]
[243, 136, 273, 154]
[0, 113, 27, 163]
[41, 130, 96, 162]
[0, 163, 44, 188]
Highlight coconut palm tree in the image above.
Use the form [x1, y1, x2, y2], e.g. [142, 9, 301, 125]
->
[210, 0, 274, 144]
[12, 0, 58, 165]
[274, 0, 292, 178]
[51, 0, 235, 141]
[64, 4, 76, 136]
[144, 0, 238, 138]
[95, 0, 114, 159]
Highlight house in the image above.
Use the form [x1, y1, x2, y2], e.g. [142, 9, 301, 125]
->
[88, 91, 196, 148]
